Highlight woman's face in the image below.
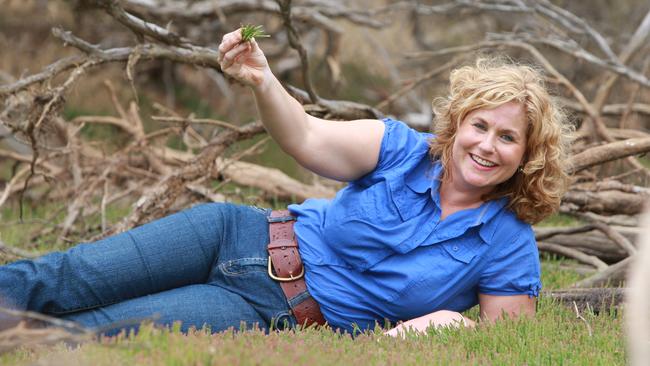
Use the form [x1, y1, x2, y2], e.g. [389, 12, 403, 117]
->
[449, 102, 527, 196]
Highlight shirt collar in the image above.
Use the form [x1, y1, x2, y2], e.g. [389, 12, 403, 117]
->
[405, 158, 508, 229]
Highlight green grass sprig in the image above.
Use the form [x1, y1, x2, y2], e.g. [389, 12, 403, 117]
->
[240, 24, 270, 42]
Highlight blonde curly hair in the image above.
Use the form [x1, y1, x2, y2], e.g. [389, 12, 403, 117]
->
[429, 57, 573, 224]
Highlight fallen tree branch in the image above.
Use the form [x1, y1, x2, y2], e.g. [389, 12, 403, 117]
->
[216, 158, 337, 202]
[568, 137, 650, 174]
[558, 208, 639, 227]
[0, 239, 38, 259]
[106, 121, 265, 235]
[573, 256, 633, 288]
[285, 84, 383, 120]
[591, 222, 637, 256]
[540, 230, 631, 264]
[559, 99, 650, 117]
[534, 225, 596, 241]
[537, 241, 608, 271]
[90, 0, 192, 47]
[543, 287, 625, 314]
[0, 28, 221, 96]
[121, 0, 384, 28]
[562, 189, 648, 216]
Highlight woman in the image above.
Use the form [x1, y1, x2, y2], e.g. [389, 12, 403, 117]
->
[0, 28, 571, 336]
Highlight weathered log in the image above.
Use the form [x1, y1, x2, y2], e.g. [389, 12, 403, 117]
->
[148, 147, 339, 201]
[573, 256, 633, 288]
[558, 209, 639, 227]
[537, 241, 608, 270]
[562, 189, 648, 215]
[543, 288, 625, 314]
[540, 230, 632, 263]
[534, 225, 596, 241]
[215, 158, 337, 202]
[568, 137, 650, 174]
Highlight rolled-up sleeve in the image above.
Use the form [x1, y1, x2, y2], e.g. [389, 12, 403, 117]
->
[478, 228, 542, 297]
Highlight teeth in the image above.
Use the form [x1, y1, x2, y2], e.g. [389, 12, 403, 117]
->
[471, 154, 496, 167]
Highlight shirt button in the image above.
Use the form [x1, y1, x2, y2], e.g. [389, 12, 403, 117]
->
[453, 246, 459, 251]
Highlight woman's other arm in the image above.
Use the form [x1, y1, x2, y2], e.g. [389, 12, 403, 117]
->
[217, 29, 384, 182]
[478, 293, 535, 322]
[384, 294, 535, 337]
[384, 310, 476, 337]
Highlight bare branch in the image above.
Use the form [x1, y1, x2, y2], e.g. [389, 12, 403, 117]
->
[0, 238, 38, 259]
[277, 0, 320, 104]
[592, 9, 650, 120]
[0, 54, 86, 95]
[534, 0, 617, 61]
[559, 98, 650, 117]
[90, 0, 192, 47]
[107, 121, 265, 235]
[535, 225, 596, 241]
[591, 221, 637, 256]
[388, 0, 619, 61]
[0, 28, 221, 96]
[120, 0, 384, 28]
[489, 32, 650, 88]
[375, 56, 462, 111]
[537, 241, 608, 271]
[152, 116, 243, 132]
[573, 256, 633, 288]
[568, 137, 650, 174]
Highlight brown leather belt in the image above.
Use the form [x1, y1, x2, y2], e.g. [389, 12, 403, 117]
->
[267, 210, 326, 327]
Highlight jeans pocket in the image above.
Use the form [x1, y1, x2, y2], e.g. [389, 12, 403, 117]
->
[250, 205, 271, 215]
[218, 257, 268, 277]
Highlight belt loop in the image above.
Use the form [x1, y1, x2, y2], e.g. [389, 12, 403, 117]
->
[267, 215, 296, 223]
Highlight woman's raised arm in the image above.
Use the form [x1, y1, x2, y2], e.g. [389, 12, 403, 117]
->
[217, 28, 384, 182]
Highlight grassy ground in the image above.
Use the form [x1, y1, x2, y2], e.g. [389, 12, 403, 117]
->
[0, 202, 625, 365]
[0, 293, 624, 365]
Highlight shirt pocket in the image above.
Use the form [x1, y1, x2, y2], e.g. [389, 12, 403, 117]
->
[441, 236, 484, 264]
[385, 177, 431, 222]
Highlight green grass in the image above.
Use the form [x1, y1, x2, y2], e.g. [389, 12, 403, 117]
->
[0, 297, 625, 365]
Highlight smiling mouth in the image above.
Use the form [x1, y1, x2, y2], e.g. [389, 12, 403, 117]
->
[470, 154, 497, 167]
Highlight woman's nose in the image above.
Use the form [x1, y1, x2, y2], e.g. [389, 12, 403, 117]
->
[477, 135, 496, 153]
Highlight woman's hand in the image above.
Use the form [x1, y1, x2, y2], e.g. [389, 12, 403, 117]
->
[384, 310, 475, 338]
[217, 28, 269, 88]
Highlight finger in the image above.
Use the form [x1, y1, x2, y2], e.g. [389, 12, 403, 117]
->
[232, 42, 252, 65]
[248, 38, 261, 53]
[218, 28, 244, 62]
[220, 42, 251, 70]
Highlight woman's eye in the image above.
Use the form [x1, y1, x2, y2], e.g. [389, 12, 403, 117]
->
[472, 123, 487, 131]
[501, 134, 514, 142]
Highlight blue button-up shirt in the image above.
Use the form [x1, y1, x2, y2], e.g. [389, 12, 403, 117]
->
[288, 118, 541, 332]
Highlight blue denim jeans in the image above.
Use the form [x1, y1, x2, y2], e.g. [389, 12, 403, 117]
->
[0, 203, 299, 335]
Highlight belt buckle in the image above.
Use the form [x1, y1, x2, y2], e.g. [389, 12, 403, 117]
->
[267, 256, 305, 282]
